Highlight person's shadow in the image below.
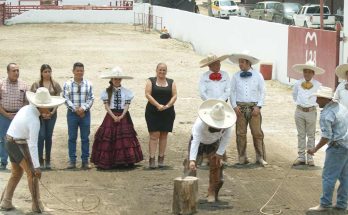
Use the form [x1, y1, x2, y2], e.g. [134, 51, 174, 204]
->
[197, 199, 233, 211]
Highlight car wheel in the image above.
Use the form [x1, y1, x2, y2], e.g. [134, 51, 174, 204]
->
[259, 16, 262, 20]
[304, 21, 308, 28]
[272, 16, 276, 22]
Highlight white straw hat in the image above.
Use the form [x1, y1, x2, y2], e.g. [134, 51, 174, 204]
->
[229, 51, 260, 65]
[335, 64, 348, 79]
[26, 87, 65, 108]
[292, 61, 325, 75]
[312, 86, 334, 99]
[100, 67, 133, 79]
[198, 99, 236, 129]
[199, 54, 230, 68]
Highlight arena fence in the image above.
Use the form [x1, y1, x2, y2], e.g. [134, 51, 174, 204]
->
[134, 12, 162, 32]
[1, 0, 133, 22]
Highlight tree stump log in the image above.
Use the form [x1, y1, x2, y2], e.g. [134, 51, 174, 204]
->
[172, 176, 198, 215]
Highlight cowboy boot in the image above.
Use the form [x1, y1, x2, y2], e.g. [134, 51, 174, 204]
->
[0, 163, 23, 210]
[158, 155, 165, 168]
[149, 157, 156, 169]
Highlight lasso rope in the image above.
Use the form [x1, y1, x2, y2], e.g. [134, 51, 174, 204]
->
[39, 179, 101, 213]
[259, 158, 299, 215]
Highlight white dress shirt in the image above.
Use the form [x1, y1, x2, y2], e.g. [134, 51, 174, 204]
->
[189, 118, 232, 161]
[230, 68, 265, 108]
[292, 78, 321, 107]
[334, 81, 348, 109]
[7, 105, 40, 168]
[199, 70, 230, 101]
[100, 86, 134, 109]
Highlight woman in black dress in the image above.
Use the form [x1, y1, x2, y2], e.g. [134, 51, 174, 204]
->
[145, 63, 177, 169]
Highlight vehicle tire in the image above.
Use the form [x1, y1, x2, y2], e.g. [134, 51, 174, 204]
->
[272, 16, 276, 22]
[304, 21, 308, 28]
[259, 16, 262, 20]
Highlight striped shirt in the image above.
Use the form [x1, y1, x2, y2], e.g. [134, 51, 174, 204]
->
[0, 78, 29, 112]
[62, 78, 94, 111]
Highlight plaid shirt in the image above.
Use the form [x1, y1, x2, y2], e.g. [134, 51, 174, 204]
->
[63, 78, 94, 111]
[0, 78, 29, 112]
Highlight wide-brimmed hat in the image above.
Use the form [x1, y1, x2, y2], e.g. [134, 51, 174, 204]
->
[229, 52, 260, 65]
[335, 64, 348, 79]
[26, 87, 65, 108]
[100, 67, 133, 79]
[199, 54, 230, 68]
[292, 61, 325, 75]
[198, 99, 236, 129]
[312, 86, 334, 99]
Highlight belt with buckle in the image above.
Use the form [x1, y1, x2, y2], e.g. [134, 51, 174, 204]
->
[297, 105, 316, 112]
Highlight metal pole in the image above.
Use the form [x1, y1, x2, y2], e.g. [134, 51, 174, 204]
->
[207, 0, 212, 17]
[320, 0, 323, 29]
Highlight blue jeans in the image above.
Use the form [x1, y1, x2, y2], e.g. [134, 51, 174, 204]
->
[38, 112, 57, 161]
[67, 110, 90, 163]
[0, 114, 12, 166]
[320, 144, 348, 209]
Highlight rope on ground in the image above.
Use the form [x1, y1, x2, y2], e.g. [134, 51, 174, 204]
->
[39, 179, 101, 213]
[259, 158, 298, 215]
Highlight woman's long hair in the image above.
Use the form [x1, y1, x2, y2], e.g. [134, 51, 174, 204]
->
[106, 80, 114, 104]
[39, 64, 59, 95]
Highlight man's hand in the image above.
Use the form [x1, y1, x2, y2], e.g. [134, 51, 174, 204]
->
[307, 148, 317, 156]
[252, 106, 260, 116]
[234, 106, 242, 117]
[34, 168, 42, 179]
[76, 107, 85, 118]
[189, 161, 196, 171]
[213, 154, 224, 167]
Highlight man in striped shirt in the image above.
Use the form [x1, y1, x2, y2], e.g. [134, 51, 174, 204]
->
[63, 62, 94, 169]
[0, 63, 29, 170]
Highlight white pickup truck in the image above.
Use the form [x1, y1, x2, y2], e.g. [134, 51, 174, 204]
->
[293, 5, 336, 30]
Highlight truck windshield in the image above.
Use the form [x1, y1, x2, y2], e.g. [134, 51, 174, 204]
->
[220, 1, 236, 6]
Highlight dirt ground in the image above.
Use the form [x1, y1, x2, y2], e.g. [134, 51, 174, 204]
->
[0, 24, 340, 215]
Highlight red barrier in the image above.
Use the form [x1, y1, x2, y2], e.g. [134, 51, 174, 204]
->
[287, 26, 339, 89]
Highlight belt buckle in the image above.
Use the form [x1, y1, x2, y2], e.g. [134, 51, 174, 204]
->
[303, 107, 310, 112]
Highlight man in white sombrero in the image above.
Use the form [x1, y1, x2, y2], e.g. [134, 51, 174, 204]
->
[0, 87, 65, 212]
[229, 52, 267, 166]
[307, 86, 348, 212]
[292, 60, 325, 166]
[184, 99, 236, 202]
[334, 64, 348, 109]
[198, 54, 231, 166]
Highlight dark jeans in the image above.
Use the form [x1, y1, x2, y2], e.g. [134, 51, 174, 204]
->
[38, 112, 57, 162]
[67, 110, 91, 163]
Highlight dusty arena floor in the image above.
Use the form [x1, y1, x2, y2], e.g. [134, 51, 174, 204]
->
[0, 24, 337, 215]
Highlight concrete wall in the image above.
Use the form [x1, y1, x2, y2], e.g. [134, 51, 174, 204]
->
[152, 6, 289, 83]
[5, 3, 149, 24]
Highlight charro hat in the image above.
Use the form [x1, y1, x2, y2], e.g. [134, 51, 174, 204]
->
[229, 51, 260, 65]
[335, 64, 348, 79]
[312, 86, 334, 99]
[100, 67, 133, 79]
[26, 87, 65, 108]
[199, 54, 230, 68]
[292, 60, 325, 75]
[198, 99, 236, 129]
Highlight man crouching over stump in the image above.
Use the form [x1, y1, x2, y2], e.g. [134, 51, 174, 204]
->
[184, 99, 236, 202]
[0, 87, 65, 212]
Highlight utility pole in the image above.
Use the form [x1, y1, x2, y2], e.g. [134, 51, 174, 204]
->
[319, 0, 323, 29]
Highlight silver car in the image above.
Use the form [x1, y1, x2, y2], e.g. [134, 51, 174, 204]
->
[248, 1, 281, 21]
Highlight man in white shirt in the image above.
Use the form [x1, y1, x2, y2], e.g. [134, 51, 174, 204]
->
[0, 88, 65, 212]
[334, 64, 348, 110]
[292, 61, 324, 166]
[229, 53, 267, 166]
[184, 99, 236, 203]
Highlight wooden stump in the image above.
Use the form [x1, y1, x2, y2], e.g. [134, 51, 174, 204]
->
[172, 176, 198, 215]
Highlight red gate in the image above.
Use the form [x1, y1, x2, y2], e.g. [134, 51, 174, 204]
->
[287, 26, 340, 89]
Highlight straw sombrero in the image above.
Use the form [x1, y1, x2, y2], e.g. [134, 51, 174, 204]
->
[26, 87, 65, 108]
[199, 54, 230, 68]
[100, 67, 133, 79]
[335, 64, 348, 79]
[198, 99, 236, 129]
[292, 61, 325, 75]
[312, 86, 334, 99]
[229, 53, 260, 65]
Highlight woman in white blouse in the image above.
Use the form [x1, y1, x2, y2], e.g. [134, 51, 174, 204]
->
[334, 64, 348, 109]
[91, 67, 143, 169]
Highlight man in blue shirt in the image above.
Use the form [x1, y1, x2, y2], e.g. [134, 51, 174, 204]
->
[307, 86, 348, 212]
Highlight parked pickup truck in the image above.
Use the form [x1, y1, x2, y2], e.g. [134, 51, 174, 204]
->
[293, 5, 336, 30]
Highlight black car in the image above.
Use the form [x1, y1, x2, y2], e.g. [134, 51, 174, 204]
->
[272, 2, 302, 24]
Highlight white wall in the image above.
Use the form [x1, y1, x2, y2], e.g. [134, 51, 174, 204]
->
[152, 6, 289, 83]
[5, 3, 149, 24]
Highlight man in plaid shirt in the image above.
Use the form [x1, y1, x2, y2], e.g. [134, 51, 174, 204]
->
[63, 62, 94, 169]
[0, 63, 29, 170]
